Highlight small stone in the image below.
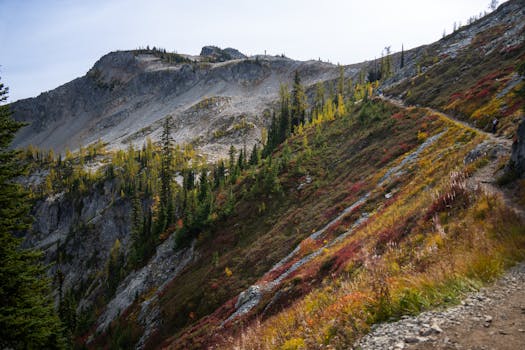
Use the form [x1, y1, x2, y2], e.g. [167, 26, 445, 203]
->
[430, 323, 443, 333]
[419, 327, 433, 336]
[394, 342, 405, 349]
[499, 330, 509, 335]
[484, 315, 493, 323]
[405, 336, 427, 343]
[405, 337, 420, 344]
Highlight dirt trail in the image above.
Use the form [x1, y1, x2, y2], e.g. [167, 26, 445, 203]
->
[379, 95, 523, 220]
[356, 96, 525, 350]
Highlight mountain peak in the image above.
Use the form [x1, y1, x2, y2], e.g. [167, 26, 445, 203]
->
[200, 45, 247, 61]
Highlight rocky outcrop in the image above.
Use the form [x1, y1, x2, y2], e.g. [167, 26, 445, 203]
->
[95, 237, 196, 335]
[510, 118, 525, 177]
[200, 46, 247, 61]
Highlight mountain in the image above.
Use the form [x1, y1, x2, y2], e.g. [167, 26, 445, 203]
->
[11, 0, 525, 349]
[10, 47, 359, 161]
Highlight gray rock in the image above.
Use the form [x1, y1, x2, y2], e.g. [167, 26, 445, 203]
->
[510, 117, 525, 177]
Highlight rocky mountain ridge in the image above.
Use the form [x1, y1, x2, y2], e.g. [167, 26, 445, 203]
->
[11, 47, 353, 161]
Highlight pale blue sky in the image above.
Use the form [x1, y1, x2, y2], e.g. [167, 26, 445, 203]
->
[0, 0, 501, 102]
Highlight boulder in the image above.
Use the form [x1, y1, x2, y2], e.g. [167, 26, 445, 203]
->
[510, 117, 525, 177]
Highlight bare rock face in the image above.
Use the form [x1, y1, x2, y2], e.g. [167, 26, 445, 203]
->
[22, 179, 131, 307]
[510, 118, 525, 177]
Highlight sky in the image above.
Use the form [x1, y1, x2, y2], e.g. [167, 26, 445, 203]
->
[0, 0, 503, 102]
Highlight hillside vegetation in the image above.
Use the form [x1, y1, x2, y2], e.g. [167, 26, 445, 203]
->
[9, 1, 525, 349]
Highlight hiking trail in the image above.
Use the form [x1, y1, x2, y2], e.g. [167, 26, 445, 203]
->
[354, 96, 525, 350]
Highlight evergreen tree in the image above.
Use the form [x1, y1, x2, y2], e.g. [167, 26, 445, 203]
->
[159, 117, 174, 232]
[264, 112, 278, 157]
[0, 78, 65, 348]
[228, 145, 238, 183]
[249, 144, 260, 166]
[278, 84, 291, 141]
[213, 160, 226, 189]
[196, 168, 212, 227]
[314, 82, 325, 117]
[290, 71, 308, 128]
[129, 192, 143, 266]
[183, 168, 195, 191]
[237, 147, 245, 171]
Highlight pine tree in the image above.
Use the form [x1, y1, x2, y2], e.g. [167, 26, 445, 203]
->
[249, 144, 260, 166]
[0, 78, 66, 348]
[196, 168, 212, 227]
[159, 117, 174, 232]
[291, 71, 307, 128]
[314, 82, 325, 118]
[129, 192, 143, 266]
[213, 160, 226, 189]
[279, 84, 291, 141]
[228, 145, 238, 183]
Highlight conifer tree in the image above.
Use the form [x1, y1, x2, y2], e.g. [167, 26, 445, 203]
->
[129, 191, 143, 266]
[279, 84, 291, 141]
[214, 160, 226, 189]
[228, 145, 238, 183]
[158, 117, 174, 232]
[249, 144, 260, 166]
[314, 82, 325, 117]
[291, 71, 307, 128]
[0, 78, 65, 348]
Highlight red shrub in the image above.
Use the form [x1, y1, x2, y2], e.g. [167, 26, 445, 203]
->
[350, 181, 366, 193]
[450, 92, 464, 102]
[332, 242, 361, 272]
[391, 112, 405, 120]
[476, 88, 491, 99]
[376, 225, 405, 248]
[502, 101, 523, 117]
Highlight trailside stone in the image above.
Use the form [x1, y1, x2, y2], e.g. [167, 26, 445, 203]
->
[510, 118, 525, 177]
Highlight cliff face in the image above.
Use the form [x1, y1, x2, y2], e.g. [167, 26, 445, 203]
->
[23, 179, 131, 304]
[11, 48, 351, 160]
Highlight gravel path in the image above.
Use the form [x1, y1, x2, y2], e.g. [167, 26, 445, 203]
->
[355, 263, 525, 350]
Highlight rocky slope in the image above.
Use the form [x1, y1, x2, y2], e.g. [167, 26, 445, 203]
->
[11, 47, 354, 161]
